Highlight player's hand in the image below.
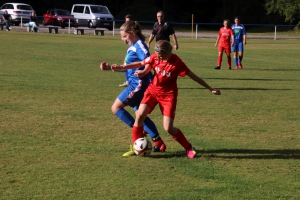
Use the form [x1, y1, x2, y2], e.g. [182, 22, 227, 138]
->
[134, 70, 146, 78]
[100, 62, 111, 70]
[111, 64, 123, 71]
[174, 44, 178, 50]
[212, 89, 221, 95]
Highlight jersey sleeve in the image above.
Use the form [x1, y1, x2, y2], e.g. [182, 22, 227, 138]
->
[143, 53, 156, 69]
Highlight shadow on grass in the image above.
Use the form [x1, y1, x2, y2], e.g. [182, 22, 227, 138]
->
[150, 149, 300, 159]
[179, 87, 291, 91]
[198, 149, 300, 159]
[205, 77, 298, 81]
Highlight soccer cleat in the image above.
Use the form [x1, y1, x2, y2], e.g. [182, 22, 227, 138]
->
[119, 81, 128, 87]
[238, 62, 243, 69]
[228, 67, 232, 70]
[152, 143, 166, 152]
[186, 146, 197, 158]
[122, 144, 135, 157]
[214, 66, 220, 70]
[234, 66, 239, 70]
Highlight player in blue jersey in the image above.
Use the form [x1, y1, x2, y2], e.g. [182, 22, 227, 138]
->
[100, 21, 166, 156]
[231, 16, 247, 69]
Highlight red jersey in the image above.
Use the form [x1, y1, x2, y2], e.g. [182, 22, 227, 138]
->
[143, 53, 190, 95]
[218, 27, 233, 47]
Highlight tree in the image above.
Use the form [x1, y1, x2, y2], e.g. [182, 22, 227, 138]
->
[265, 0, 300, 24]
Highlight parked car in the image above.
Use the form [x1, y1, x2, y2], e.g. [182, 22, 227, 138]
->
[71, 4, 114, 30]
[43, 9, 78, 28]
[0, 3, 34, 25]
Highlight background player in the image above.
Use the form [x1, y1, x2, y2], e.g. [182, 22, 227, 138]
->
[214, 19, 234, 70]
[232, 16, 247, 69]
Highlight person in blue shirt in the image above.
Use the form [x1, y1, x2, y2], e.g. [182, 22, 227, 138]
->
[99, 21, 166, 156]
[231, 16, 247, 69]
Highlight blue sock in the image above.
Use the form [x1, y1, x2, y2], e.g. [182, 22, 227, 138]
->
[143, 117, 159, 138]
[234, 58, 238, 66]
[115, 108, 134, 127]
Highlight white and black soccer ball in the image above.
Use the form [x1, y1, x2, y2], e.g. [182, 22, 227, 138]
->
[133, 138, 152, 157]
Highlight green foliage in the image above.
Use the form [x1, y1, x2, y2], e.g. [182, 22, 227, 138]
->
[0, 31, 300, 199]
[265, 0, 300, 23]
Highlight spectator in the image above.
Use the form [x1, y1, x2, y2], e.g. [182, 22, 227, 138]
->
[2, 10, 12, 31]
[147, 11, 178, 50]
[214, 19, 234, 70]
[28, 11, 39, 32]
[119, 14, 134, 87]
[231, 16, 247, 69]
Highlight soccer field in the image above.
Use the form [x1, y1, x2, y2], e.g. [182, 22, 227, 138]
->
[0, 31, 299, 199]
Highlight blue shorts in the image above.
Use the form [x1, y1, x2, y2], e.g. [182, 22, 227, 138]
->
[117, 80, 149, 111]
[232, 41, 244, 52]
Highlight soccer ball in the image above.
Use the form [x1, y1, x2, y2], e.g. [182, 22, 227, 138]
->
[133, 138, 152, 157]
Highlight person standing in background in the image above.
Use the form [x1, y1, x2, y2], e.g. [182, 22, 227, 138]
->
[147, 11, 178, 50]
[231, 16, 247, 69]
[214, 19, 234, 70]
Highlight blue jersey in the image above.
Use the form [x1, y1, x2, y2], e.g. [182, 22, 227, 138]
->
[124, 39, 152, 85]
[231, 24, 246, 42]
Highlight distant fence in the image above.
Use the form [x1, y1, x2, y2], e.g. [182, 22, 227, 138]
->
[16, 16, 299, 40]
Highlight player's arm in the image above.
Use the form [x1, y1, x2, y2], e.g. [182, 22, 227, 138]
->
[215, 35, 220, 47]
[111, 61, 144, 71]
[100, 62, 125, 72]
[171, 33, 178, 50]
[243, 34, 247, 45]
[134, 64, 152, 78]
[187, 71, 221, 95]
[147, 34, 155, 48]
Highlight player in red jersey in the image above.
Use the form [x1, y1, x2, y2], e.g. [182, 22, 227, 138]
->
[112, 40, 221, 158]
[214, 19, 234, 70]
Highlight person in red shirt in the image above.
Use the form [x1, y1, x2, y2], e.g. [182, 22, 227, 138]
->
[214, 19, 234, 70]
[112, 40, 221, 159]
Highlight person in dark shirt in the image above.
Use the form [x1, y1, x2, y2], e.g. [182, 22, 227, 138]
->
[2, 10, 12, 31]
[28, 11, 38, 32]
[147, 11, 178, 50]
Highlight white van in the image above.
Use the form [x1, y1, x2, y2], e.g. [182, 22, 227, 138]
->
[71, 4, 114, 30]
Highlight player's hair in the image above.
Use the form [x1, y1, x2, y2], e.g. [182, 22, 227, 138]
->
[120, 21, 146, 41]
[154, 40, 173, 57]
[234, 16, 240, 20]
[125, 14, 133, 21]
[223, 19, 230, 26]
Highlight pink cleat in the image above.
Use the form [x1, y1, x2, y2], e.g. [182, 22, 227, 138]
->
[186, 146, 197, 158]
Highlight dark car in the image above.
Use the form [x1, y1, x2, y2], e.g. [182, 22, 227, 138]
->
[43, 9, 77, 28]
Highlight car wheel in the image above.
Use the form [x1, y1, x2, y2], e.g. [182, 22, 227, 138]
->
[88, 21, 94, 28]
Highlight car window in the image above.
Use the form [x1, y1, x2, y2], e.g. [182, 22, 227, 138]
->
[73, 6, 84, 13]
[50, 10, 55, 15]
[56, 10, 71, 16]
[85, 7, 90, 14]
[16, 5, 33, 10]
[90, 6, 110, 14]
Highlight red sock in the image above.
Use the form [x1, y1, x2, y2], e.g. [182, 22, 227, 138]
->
[132, 126, 144, 145]
[217, 56, 222, 67]
[172, 129, 191, 149]
[227, 55, 231, 67]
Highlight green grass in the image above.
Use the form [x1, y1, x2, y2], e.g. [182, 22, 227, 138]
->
[0, 31, 300, 199]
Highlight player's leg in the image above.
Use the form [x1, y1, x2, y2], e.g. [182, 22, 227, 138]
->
[163, 116, 196, 159]
[238, 43, 244, 69]
[232, 44, 239, 69]
[215, 47, 223, 69]
[225, 47, 232, 69]
[160, 95, 196, 158]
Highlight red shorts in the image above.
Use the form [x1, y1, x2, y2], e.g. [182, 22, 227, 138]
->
[141, 90, 177, 119]
[218, 45, 231, 54]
